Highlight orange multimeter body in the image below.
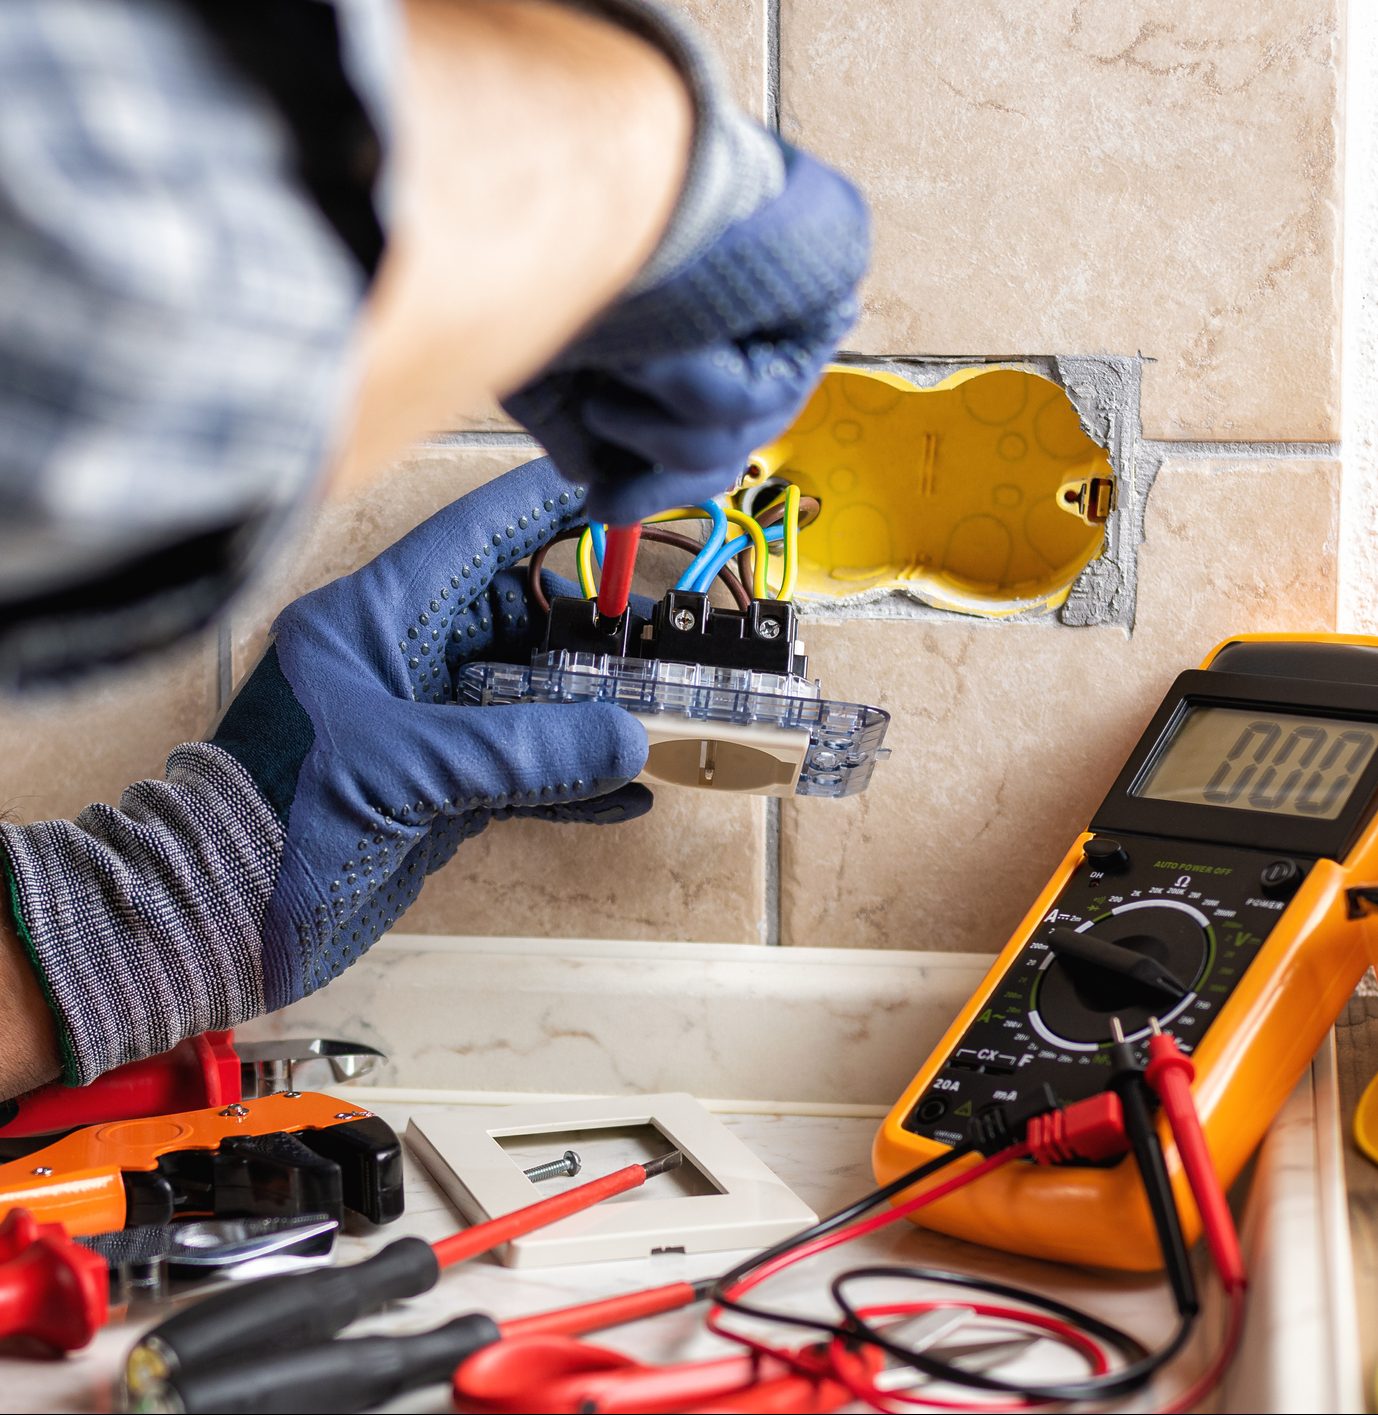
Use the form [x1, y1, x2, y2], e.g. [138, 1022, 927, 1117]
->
[875, 633, 1378, 1271]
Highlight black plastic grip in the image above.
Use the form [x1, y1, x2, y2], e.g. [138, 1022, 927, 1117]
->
[165, 1313, 502, 1414]
[137, 1236, 439, 1375]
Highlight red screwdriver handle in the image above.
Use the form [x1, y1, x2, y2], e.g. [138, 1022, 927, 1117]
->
[501, 1280, 703, 1341]
[0, 1209, 108, 1352]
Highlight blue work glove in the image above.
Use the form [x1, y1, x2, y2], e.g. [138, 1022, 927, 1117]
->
[0, 459, 649, 1084]
[503, 3, 869, 524]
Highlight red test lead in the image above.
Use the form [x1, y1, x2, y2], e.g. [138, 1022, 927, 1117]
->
[1143, 1021, 1246, 1294]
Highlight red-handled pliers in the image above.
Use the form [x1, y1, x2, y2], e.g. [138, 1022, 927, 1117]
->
[452, 1333, 883, 1414]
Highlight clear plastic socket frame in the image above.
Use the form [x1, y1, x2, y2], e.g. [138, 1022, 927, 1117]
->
[458, 651, 891, 797]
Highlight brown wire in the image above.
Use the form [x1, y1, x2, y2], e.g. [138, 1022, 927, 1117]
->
[526, 526, 753, 615]
[736, 493, 821, 594]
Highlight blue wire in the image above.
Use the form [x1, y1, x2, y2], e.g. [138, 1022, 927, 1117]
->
[691, 522, 785, 593]
[676, 501, 729, 592]
[589, 521, 607, 568]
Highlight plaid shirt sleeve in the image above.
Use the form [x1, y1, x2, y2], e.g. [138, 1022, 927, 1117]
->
[0, 0, 399, 686]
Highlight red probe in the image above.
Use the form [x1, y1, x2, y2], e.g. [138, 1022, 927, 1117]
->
[1143, 1021, 1246, 1294]
[595, 524, 643, 621]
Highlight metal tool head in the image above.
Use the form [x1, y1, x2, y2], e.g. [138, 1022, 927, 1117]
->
[871, 1307, 1047, 1394]
[233, 1039, 386, 1097]
[82, 1213, 338, 1306]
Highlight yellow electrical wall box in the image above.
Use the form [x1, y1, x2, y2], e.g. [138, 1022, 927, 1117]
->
[747, 366, 1114, 616]
[875, 633, 1378, 1270]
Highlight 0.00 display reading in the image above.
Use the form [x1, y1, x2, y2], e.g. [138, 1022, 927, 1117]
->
[1137, 706, 1378, 819]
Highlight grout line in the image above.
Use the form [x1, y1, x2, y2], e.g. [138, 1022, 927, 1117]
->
[216, 619, 233, 715]
[764, 797, 781, 945]
[765, 0, 781, 132]
[424, 430, 540, 449]
[1139, 439, 1340, 459]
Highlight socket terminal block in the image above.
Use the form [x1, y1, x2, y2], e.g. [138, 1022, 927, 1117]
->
[457, 651, 890, 798]
[543, 590, 805, 676]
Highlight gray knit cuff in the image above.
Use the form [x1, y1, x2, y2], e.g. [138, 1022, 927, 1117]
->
[0, 743, 282, 1085]
[565, 0, 784, 292]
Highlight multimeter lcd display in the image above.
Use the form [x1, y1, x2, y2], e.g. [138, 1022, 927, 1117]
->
[1136, 705, 1378, 819]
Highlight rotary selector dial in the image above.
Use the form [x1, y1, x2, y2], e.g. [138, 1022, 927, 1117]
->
[1031, 901, 1211, 1048]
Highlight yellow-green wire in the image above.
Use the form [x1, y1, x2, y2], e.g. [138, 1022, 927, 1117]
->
[576, 526, 597, 597]
[775, 483, 801, 601]
[576, 503, 777, 601]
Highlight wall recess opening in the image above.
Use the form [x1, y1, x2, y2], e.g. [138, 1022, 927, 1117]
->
[747, 363, 1117, 618]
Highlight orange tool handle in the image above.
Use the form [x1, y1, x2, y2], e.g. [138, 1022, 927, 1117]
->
[0, 1091, 367, 1235]
[432, 1161, 651, 1269]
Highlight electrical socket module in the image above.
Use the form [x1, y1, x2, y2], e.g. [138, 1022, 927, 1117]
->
[457, 592, 891, 798]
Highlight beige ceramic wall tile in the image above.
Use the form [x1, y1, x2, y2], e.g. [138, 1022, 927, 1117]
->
[677, 0, 767, 116]
[0, 635, 219, 825]
[780, 458, 1341, 950]
[404, 792, 766, 943]
[231, 447, 529, 673]
[445, 0, 766, 431]
[780, 2, 1342, 440]
[232, 444, 767, 944]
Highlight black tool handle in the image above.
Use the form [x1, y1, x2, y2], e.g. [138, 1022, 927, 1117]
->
[165, 1313, 502, 1414]
[135, 1236, 439, 1376]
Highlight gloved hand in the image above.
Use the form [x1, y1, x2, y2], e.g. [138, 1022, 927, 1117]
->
[0, 459, 649, 1084]
[503, 1, 869, 525]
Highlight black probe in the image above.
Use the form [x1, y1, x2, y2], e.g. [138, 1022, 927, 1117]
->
[1107, 1015, 1198, 1318]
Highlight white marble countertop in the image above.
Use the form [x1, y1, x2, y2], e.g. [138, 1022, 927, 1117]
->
[4, 1097, 1232, 1415]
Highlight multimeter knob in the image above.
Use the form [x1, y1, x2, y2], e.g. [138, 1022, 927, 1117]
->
[1082, 835, 1129, 872]
[1033, 904, 1208, 1046]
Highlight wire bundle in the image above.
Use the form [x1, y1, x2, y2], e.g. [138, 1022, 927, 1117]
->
[702, 1027, 1248, 1412]
[572, 485, 813, 606]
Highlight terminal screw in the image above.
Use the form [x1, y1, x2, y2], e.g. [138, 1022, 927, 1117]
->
[523, 1150, 582, 1183]
[671, 608, 696, 631]
[756, 619, 781, 640]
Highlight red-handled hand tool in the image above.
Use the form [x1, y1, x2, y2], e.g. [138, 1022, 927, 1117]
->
[0, 1031, 384, 1138]
[0, 1208, 108, 1353]
[0, 1209, 337, 1355]
[125, 1152, 685, 1410]
[451, 1334, 885, 1414]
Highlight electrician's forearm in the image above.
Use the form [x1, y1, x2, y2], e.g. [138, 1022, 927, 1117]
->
[0, 894, 60, 1100]
[335, 0, 693, 488]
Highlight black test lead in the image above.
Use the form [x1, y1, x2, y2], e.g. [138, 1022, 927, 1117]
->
[1108, 1015, 1197, 1318]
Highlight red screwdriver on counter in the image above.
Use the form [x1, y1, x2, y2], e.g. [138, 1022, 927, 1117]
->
[125, 1151, 684, 1413]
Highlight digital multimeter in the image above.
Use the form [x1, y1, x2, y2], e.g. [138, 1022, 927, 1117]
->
[875, 633, 1378, 1270]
